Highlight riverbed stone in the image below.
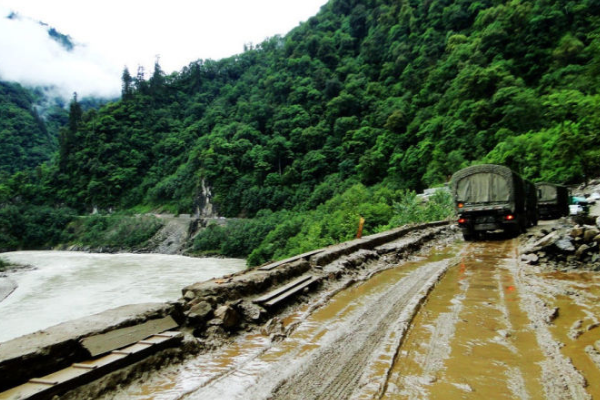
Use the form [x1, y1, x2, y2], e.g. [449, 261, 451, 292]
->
[183, 290, 195, 301]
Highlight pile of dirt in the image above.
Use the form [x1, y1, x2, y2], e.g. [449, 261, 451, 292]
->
[521, 218, 600, 271]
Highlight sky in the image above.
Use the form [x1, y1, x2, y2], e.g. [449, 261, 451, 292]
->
[0, 0, 328, 99]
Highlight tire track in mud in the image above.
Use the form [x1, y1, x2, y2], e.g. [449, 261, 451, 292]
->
[514, 266, 592, 400]
[384, 265, 470, 399]
[269, 258, 457, 400]
[380, 239, 550, 400]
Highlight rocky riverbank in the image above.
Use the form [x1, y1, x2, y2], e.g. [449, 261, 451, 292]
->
[0, 262, 34, 303]
[0, 277, 16, 302]
[0, 221, 452, 397]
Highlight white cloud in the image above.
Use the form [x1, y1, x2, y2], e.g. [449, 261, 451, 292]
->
[0, 0, 328, 100]
[0, 11, 121, 98]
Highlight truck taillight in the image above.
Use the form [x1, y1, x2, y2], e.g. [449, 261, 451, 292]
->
[504, 214, 515, 221]
[457, 203, 464, 208]
[458, 218, 467, 224]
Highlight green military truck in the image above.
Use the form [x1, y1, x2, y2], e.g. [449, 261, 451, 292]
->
[535, 182, 569, 219]
[450, 164, 537, 240]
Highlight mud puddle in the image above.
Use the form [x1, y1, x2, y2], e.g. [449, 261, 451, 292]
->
[380, 239, 547, 399]
[103, 244, 461, 400]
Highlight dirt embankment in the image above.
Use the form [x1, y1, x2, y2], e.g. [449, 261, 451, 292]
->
[142, 214, 228, 255]
[143, 214, 196, 254]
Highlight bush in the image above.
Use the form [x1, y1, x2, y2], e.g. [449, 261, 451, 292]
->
[387, 189, 453, 227]
[65, 214, 164, 249]
[0, 205, 77, 251]
[192, 210, 284, 258]
[190, 184, 454, 268]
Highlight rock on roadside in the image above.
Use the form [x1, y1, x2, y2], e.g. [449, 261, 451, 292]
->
[521, 219, 600, 270]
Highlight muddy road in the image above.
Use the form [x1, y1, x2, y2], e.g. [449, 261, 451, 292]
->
[102, 236, 600, 400]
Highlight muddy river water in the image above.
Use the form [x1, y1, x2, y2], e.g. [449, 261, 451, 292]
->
[0, 251, 246, 343]
[99, 238, 600, 400]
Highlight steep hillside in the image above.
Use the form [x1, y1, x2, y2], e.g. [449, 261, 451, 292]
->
[0, 81, 57, 174]
[51, 0, 600, 216]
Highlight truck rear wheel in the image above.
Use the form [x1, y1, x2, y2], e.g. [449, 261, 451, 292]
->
[505, 224, 520, 238]
[462, 230, 476, 241]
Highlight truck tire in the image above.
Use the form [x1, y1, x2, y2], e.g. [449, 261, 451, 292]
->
[506, 224, 520, 238]
[462, 230, 476, 241]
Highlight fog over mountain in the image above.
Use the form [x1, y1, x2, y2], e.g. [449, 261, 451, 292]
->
[0, 1, 328, 102]
[0, 10, 121, 99]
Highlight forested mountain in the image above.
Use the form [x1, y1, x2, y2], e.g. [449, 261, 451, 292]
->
[0, 81, 110, 177]
[0, 16, 108, 177]
[51, 0, 600, 216]
[3, 0, 600, 257]
[0, 81, 58, 174]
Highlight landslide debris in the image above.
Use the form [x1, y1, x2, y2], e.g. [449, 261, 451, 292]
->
[520, 218, 600, 271]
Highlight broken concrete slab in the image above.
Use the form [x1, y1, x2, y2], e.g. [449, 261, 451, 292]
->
[0, 303, 174, 392]
[81, 316, 178, 357]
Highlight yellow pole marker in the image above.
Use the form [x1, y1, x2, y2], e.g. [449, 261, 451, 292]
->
[356, 216, 365, 239]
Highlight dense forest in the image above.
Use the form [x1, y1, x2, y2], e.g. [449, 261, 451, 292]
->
[2, 0, 600, 263]
[0, 81, 58, 174]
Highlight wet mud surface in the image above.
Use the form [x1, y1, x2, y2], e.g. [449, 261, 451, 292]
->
[99, 235, 600, 400]
[382, 239, 547, 399]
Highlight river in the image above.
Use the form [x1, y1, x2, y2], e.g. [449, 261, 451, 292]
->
[0, 251, 246, 343]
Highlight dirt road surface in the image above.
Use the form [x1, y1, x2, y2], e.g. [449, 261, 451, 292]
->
[103, 235, 600, 400]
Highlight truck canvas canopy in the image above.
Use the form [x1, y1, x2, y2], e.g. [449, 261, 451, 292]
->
[451, 164, 517, 204]
[456, 173, 510, 203]
[537, 184, 558, 202]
